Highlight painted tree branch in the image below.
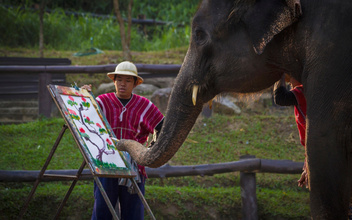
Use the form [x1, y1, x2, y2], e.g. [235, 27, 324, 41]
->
[77, 102, 115, 161]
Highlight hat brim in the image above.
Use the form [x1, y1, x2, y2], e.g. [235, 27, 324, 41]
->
[107, 71, 144, 85]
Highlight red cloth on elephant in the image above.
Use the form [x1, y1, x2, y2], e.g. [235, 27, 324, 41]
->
[291, 85, 306, 147]
[96, 92, 164, 177]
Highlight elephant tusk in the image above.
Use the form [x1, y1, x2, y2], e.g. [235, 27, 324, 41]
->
[192, 85, 199, 106]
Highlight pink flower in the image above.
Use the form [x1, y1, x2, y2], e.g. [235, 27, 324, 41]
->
[67, 108, 76, 115]
[81, 97, 87, 102]
[68, 96, 74, 101]
[79, 128, 85, 133]
[86, 116, 90, 121]
[74, 92, 83, 97]
[106, 138, 112, 145]
[96, 123, 101, 128]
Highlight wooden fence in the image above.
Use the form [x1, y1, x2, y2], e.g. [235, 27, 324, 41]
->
[0, 156, 304, 220]
[0, 57, 71, 100]
[0, 63, 181, 117]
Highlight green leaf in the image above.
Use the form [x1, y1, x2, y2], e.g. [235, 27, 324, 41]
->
[71, 115, 80, 121]
[82, 102, 90, 108]
[99, 128, 107, 135]
[67, 100, 77, 106]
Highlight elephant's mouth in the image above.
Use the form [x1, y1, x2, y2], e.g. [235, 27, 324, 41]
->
[192, 83, 217, 110]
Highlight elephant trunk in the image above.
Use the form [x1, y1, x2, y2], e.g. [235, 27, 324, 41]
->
[117, 60, 204, 168]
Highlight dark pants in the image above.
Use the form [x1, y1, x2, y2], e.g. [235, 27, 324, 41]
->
[349, 199, 352, 220]
[91, 177, 145, 220]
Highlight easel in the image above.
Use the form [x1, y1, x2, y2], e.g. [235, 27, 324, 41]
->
[19, 85, 156, 220]
[18, 124, 155, 220]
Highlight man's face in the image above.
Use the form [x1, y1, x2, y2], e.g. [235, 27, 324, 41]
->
[114, 75, 137, 99]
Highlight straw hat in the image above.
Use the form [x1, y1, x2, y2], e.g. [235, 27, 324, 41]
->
[107, 61, 144, 85]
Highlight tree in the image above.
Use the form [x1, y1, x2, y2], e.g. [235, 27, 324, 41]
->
[112, 0, 133, 61]
[36, 0, 50, 58]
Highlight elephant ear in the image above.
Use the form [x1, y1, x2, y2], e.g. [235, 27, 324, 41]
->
[243, 0, 302, 55]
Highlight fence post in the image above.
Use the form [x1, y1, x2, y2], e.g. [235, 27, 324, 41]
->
[38, 70, 52, 118]
[202, 103, 212, 118]
[240, 155, 258, 220]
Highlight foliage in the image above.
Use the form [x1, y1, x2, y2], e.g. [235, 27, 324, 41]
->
[0, 6, 39, 48]
[1, 0, 111, 13]
[133, 0, 199, 24]
[1, 0, 200, 20]
[0, 1, 198, 51]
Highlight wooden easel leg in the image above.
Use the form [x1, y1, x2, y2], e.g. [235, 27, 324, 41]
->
[94, 176, 120, 220]
[131, 178, 156, 220]
[53, 160, 86, 220]
[18, 124, 68, 220]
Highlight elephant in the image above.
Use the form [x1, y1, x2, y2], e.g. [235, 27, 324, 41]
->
[117, 0, 352, 218]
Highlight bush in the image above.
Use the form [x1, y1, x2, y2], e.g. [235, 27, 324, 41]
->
[0, 2, 198, 51]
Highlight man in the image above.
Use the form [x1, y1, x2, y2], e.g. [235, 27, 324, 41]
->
[273, 74, 307, 188]
[274, 74, 352, 218]
[83, 61, 164, 219]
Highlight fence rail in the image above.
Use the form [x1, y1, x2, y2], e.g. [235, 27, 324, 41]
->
[0, 64, 181, 75]
[0, 158, 303, 182]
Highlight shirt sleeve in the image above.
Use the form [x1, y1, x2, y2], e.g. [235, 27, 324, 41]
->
[95, 96, 106, 116]
[274, 86, 298, 106]
[146, 102, 164, 132]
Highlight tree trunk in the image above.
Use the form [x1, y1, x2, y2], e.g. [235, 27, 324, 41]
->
[112, 0, 133, 61]
[127, 0, 133, 47]
[39, 1, 45, 58]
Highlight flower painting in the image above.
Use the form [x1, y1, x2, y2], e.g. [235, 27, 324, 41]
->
[48, 85, 135, 177]
[45, 84, 137, 178]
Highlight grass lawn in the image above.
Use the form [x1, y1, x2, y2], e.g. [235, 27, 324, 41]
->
[0, 111, 310, 219]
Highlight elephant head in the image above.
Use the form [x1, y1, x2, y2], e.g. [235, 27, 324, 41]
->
[117, 0, 302, 167]
[118, 0, 352, 218]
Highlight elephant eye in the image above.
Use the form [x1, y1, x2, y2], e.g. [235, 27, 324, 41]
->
[195, 29, 207, 45]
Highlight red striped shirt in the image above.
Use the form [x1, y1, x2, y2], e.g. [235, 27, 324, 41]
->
[96, 93, 164, 177]
[96, 93, 164, 144]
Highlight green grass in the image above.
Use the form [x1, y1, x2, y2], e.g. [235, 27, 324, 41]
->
[0, 117, 81, 170]
[1, 183, 309, 220]
[0, 111, 311, 219]
[171, 114, 303, 165]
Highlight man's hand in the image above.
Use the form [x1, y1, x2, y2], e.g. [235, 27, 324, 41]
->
[81, 84, 92, 92]
[297, 170, 308, 188]
[298, 159, 308, 188]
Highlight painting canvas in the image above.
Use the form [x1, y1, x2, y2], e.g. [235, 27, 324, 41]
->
[48, 84, 136, 178]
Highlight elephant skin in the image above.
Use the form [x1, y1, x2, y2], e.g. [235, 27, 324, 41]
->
[117, 0, 352, 218]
